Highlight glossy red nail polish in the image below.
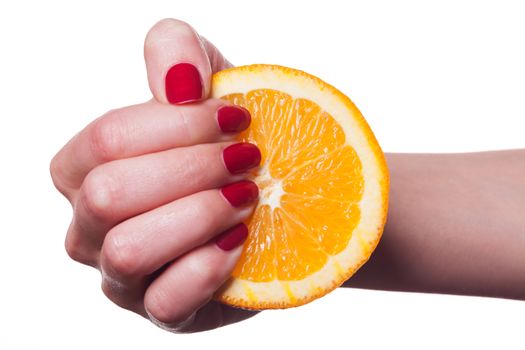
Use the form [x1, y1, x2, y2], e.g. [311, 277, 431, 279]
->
[215, 223, 248, 251]
[217, 106, 251, 132]
[223, 143, 261, 174]
[165, 63, 202, 104]
[221, 181, 259, 207]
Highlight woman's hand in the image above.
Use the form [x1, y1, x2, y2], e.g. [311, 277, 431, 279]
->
[50, 19, 259, 333]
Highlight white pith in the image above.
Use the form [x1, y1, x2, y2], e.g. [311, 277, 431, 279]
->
[256, 164, 284, 210]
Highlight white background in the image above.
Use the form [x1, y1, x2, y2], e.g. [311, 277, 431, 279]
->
[1, 0, 524, 348]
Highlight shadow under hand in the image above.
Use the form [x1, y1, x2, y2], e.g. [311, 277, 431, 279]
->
[181, 301, 260, 333]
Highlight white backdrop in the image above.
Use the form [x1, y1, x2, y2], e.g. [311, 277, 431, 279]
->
[1, 0, 524, 348]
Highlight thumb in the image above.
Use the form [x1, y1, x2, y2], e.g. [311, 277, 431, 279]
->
[144, 18, 232, 104]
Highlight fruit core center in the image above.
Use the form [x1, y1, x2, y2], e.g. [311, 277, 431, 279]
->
[255, 165, 284, 210]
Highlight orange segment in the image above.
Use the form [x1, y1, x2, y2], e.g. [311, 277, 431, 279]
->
[211, 64, 389, 310]
[283, 146, 364, 202]
[232, 205, 275, 282]
[281, 194, 361, 256]
[270, 98, 346, 179]
[273, 208, 328, 280]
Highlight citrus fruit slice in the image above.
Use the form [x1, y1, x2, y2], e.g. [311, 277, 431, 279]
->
[211, 65, 389, 309]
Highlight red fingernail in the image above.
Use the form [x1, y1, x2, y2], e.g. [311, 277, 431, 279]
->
[221, 181, 259, 207]
[165, 63, 202, 104]
[215, 223, 248, 251]
[223, 143, 261, 174]
[217, 106, 251, 133]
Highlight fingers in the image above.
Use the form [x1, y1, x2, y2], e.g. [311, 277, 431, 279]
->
[144, 18, 232, 104]
[52, 19, 236, 196]
[70, 141, 260, 244]
[50, 100, 251, 196]
[65, 141, 260, 265]
[143, 224, 248, 327]
[55, 18, 247, 331]
[100, 187, 255, 282]
[99, 188, 255, 314]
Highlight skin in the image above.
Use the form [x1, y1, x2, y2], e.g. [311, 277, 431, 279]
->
[346, 151, 525, 300]
[50, 18, 525, 333]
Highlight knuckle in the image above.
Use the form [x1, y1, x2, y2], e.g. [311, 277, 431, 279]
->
[80, 169, 117, 222]
[50, 153, 72, 195]
[100, 276, 119, 302]
[64, 229, 94, 266]
[89, 112, 124, 162]
[100, 272, 132, 307]
[102, 231, 141, 277]
[49, 155, 65, 189]
[64, 233, 83, 262]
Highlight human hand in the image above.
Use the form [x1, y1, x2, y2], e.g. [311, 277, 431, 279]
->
[50, 18, 260, 332]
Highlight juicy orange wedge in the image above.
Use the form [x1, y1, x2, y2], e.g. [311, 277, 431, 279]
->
[211, 65, 389, 309]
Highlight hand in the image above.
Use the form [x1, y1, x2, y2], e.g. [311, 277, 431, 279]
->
[50, 19, 259, 333]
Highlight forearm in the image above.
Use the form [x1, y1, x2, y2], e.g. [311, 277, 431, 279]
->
[345, 150, 525, 300]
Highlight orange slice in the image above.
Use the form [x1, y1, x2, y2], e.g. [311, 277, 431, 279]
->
[211, 65, 389, 309]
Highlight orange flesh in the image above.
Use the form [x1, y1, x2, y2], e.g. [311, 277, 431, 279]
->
[222, 90, 364, 282]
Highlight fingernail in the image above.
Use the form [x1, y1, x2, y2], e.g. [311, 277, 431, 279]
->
[217, 106, 251, 133]
[223, 143, 261, 174]
[215, 223, 248, 251]
[165, 63, 202, 104]
[221, 181, 259, 207]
